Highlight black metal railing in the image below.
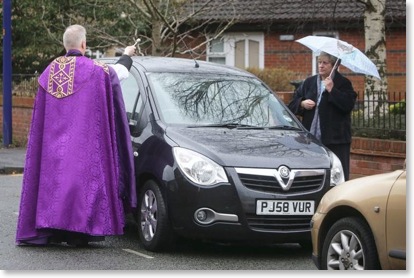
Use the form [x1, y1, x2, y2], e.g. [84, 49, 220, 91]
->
[352, 91, 406, 140]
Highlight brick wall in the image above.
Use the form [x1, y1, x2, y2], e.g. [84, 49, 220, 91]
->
[350, 137, 406, 179]
[0, 96, 406, 179]
[0, 97, 33, 146]
[264, 30, 406, 94]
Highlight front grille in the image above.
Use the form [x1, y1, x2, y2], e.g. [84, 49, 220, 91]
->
[234, 167, 326, 232]
[246, 214, 312, 232]
[235, 167, 326, 195]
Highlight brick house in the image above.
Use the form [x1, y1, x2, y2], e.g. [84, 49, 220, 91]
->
[187, 0, 406, 94]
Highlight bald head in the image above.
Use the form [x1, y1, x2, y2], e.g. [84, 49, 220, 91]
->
[63, 24, 87, 53]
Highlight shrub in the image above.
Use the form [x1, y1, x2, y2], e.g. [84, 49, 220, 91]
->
[12, 77, 38, 97]
[389, 99, 406, 115]
[246, 67, 301, 92]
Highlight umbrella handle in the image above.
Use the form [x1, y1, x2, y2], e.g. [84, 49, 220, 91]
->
[329, 58, 341, 79]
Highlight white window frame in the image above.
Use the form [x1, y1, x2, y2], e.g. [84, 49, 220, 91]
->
[207, 32, 265, 69]
[85, 48, 103, 59]
[311, 31, 339, 75]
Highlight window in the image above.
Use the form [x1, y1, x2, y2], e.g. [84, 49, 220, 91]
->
[208, 38, 226, 65]
[119, 69, 146, 129]
[207, 33, 264, 69]
[120, 73, 140, 115]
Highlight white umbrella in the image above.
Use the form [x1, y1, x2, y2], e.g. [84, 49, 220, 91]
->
[296, 35, 381, 80]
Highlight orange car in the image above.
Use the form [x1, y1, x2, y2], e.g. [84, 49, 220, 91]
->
[311, 166, 406, 270]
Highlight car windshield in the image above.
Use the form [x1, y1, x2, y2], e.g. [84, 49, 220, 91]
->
[147, 72, 300, 129]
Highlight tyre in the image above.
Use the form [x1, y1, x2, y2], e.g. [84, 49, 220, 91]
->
[137, 180, 175, 252]
[321, 217, 381, 270]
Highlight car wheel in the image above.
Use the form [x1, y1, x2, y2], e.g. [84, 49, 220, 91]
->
[137, 180, 175, 252]
[321, 217, 381, 270]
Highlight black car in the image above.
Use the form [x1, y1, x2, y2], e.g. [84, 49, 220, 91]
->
[98, 56, 345, 252]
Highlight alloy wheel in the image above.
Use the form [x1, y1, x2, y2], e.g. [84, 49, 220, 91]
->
[326, 229, 365, 270]
[140, 189, 158, 242]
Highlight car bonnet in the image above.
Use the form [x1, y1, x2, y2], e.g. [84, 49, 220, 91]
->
[165, 126, 331, 169]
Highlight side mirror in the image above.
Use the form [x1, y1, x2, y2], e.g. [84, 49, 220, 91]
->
[129, 119, 140, 137]
[129, 116, 147, 137]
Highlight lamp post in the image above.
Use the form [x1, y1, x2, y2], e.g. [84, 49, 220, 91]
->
[2, 0, 12, 147]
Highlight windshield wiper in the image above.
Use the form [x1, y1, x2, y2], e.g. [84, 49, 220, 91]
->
[188, 123, 301, 130]
[187, 123, 263, 129]
[267, 125, 302, 131]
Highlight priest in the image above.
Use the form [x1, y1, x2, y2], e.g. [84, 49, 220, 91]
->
[16, 24, 137, 247]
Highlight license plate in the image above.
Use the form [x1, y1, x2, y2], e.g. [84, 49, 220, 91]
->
[256, 200, 315, 215]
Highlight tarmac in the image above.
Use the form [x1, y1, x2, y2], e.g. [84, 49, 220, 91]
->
[0, 147, 26, 174]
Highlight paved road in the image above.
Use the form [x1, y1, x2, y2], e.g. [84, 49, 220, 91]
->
[1, 174, 317, 271]
[0, 147, 25, 175]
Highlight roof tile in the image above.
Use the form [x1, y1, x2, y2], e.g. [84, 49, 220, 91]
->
[189, 0, 406, 22]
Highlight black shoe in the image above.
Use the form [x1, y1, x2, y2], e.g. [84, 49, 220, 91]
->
[67, 237, 89, 247]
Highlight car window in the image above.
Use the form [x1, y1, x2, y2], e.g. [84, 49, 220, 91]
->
[120, 74, 140, 117]
[146, 72, 299, 128]
[133, 93, 144, 123]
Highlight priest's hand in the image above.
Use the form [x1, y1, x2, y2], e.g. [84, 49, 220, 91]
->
[123, 45, 136, 57]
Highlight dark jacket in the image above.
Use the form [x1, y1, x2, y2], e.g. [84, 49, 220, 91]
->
[288, 71, 357, 145]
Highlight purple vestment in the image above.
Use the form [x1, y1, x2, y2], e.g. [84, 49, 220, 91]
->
[15, 53, 136, 245]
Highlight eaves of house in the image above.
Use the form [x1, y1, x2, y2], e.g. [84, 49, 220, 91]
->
[188, 0, 406, 28]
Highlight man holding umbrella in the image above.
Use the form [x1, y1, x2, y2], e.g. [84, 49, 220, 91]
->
[288, 51, 357, 181]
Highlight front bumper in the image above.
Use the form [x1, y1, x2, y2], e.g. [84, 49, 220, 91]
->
[310, 212, 325, 269]
[164, 166, 331, 244]
[312, 254, 321, 269]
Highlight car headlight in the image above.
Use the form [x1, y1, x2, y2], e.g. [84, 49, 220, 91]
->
[173, 147, 229, 186]
[329, 151, 345, 186]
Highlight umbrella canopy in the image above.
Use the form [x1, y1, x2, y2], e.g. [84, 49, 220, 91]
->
[296, 36, 381, 80]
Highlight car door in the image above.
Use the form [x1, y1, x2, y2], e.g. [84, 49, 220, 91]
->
[386, 170, 406, 269]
